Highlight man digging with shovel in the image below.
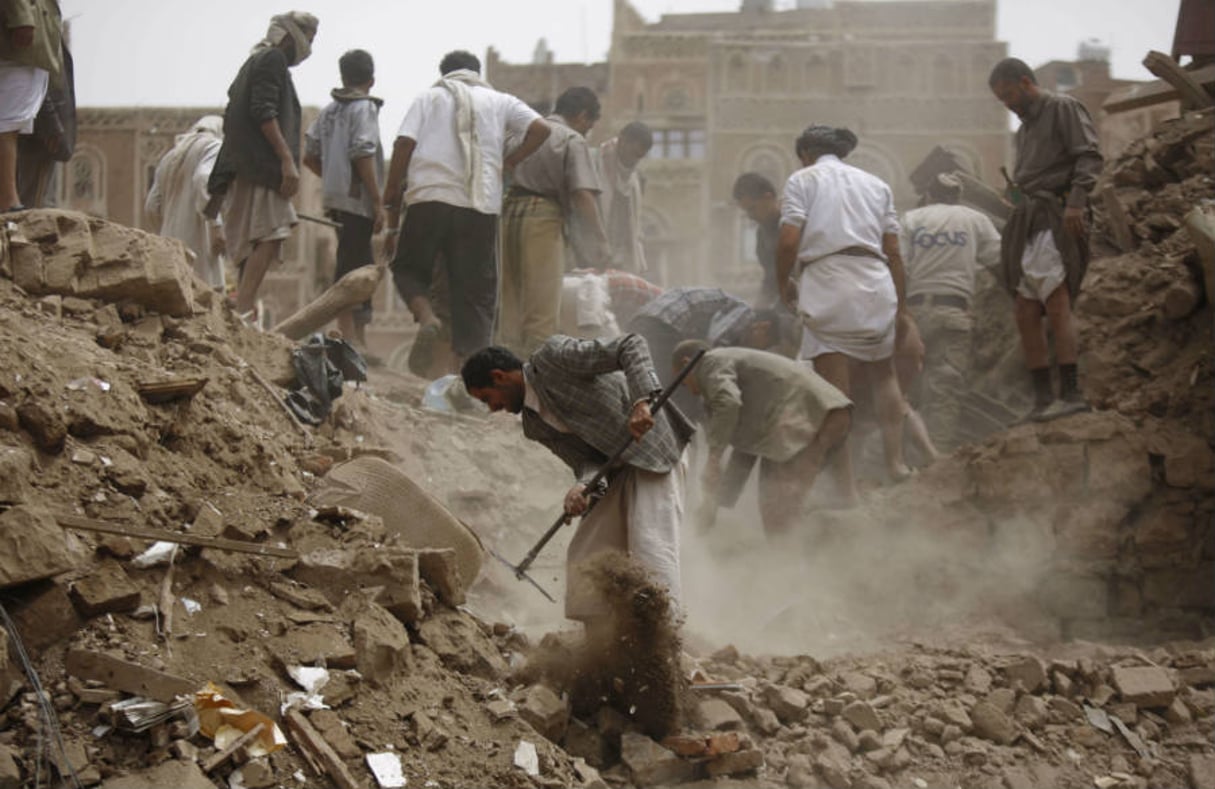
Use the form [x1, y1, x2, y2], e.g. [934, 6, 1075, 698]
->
[461, 335, 695, 624]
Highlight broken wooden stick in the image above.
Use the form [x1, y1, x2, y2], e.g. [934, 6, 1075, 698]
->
[283, 709, 364, 789]
[56, 514, 298, 559]
[202, 722, 265, 774]
[273, 264, 384, 341]
[240, 361, 314, 446]
[1143, 50, 1214, 111]
[65, 649, 196, 703]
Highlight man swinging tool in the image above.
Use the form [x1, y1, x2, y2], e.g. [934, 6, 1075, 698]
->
[461, 335, 695, 622]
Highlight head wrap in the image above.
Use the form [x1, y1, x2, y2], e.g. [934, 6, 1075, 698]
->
[256, 12, 319, 66]
[795, 125, 858, 159]
[191, 115, 224, 139]
[928, 171, 964, 202]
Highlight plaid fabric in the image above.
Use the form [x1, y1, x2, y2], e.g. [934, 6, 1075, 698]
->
[629, 287, 754, 347]
[604, 269, 664, 326]
[523, 334, 695, 480]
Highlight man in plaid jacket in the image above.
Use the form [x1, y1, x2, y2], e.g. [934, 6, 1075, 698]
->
[461, 334, 694, 621]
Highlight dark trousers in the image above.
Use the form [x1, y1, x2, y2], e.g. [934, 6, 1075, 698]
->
[330, 209, 375, 327]
[390, 201, 498, 357]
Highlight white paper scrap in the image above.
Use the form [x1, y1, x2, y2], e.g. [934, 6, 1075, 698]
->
[366, 752, 407, 788]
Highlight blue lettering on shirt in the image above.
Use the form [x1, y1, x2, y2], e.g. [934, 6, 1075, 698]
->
[912, 227, 969, 249]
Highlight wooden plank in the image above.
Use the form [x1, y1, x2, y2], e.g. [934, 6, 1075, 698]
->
[1101, 185, 1137, 253]
[1104, 63, 1215, 113]
[56, 514, 298, 559]
[65, 649, 196, 703]
[1143, 50, 1214, 110]
[283, 709, 364, 789]
[201, 722, 264, 774]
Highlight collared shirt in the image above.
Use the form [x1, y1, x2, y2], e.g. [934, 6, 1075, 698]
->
[780, 154, 899, 263]
[510, 114, 600, 211]
[630, 287, 754, 347]
[1013, 90, 1103, 209]
[396, 83, 539, 214]
[305, 89, 384, 219]
[899, 203, 1002, 300]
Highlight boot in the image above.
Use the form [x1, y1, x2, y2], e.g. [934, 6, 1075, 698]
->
[1026, 367, 1053, 421]
[1044, 363, 1092, 419]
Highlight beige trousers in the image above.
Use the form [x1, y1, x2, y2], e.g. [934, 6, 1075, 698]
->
[565, 451, 688, 621]
[498, 195, 564, 355]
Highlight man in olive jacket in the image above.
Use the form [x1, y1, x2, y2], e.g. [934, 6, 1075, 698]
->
[208, 11, 318, 317]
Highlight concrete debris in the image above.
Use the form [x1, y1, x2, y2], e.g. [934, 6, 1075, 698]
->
[620, 731, 695, 787]
[69, 558, 141, 617]
[518, 683, 569, 743]
[1111, 665, 1177, 709]
[0, 505, 80, 588]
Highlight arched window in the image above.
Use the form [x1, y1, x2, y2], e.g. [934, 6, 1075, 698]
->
[766, 55, 787, 93]
[803, 52, 830, 94]
[726, 53, 749, 93]
[933, 54, 957, 95]
[65, 145, 107, 217]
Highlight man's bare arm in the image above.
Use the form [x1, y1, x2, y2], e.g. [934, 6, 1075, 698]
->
[302, 153, 322, 177]
[775, 223, 803, 309]
[382, 136, 415, 231]
[882, 232, 906, 309]
[503, 119, 551, 171]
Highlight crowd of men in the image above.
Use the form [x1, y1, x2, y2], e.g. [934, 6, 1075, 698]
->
[1, 8, 1103, 628]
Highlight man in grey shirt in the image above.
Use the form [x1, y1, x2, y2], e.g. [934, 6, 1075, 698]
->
[304, 48, 383, 347]
[989, 57, 1102, 421]
[498, 87, 611, 354]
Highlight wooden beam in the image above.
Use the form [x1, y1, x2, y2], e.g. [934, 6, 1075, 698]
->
[56, 514, 298, 559]
[283, 709, 364, 789]
[1104, 63, 1215, 114]
[202, 722, 265, 774]
[65, 649, 196, 703]
[1143, 50, 1214, 110]
[1100, 186, 1136, 253]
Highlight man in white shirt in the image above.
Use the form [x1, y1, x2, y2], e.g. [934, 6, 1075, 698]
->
[382, 50, 550, 372]
[775, 125, 914, 501]
[900, 173, 1002, 450]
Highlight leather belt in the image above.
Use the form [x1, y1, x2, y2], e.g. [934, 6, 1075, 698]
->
[907, 293, 969, 310]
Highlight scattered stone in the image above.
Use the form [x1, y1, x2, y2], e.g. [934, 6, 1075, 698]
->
[0, 446, 32, 504]
[1014, 695, 1047, 729]
[843, 700, 881, 732]
[0, 506, 79, 589]
[964, 665, 993, 694]
[518, 684, 568, 743]
[69, 559, 141, 617]
[696, 697, 743, 731]
[841, 671, 878, 699]
[1049, 696, 1084, 721]
[485, 699, 516, 722]
[1001, 656, 1046, 693]
[620, 732, 695, 787]
[987, 687, 1016, 714]
[1191, 754, 1215, 789]
[0, 403, 18, 433]
[418, 548, 465, 606]
[16, 400, 66, 452]
[308, 710, 361, 760]
[564, 718, 610, 768]
[351, 602, 411, 683]
[1111, 665, 1176, 709]
[99, 759, 216, 789]
[970, 701, 1017, 745]
[705, 748, 764, 778]
[416, 610, 507, 680]
[763, 683, 809, 724]
[1052, 670, 1075, 698]
[832, 719, 860, 752]
[236, 759, 276, 789]
[1164, 697, 1193, 725]
[0, 744, 19, 789]
[857, 730, 882, 751]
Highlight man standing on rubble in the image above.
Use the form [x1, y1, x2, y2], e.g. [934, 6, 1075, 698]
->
[989, 57, 1102, 420]
[460, 337, 693, 623]
[303, 48, 384, 349]
[497, 87, 612, 355]
[592, 122, 654, 274]
[899, 172, 1002, 450]
[732, 172, 782, 306]
[208, 11, 318, 320]
[383, 50, 550, 374]
[147, 116, 227, 290]
[673, 339, 852, 536]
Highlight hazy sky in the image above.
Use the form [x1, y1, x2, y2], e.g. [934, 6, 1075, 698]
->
[68, 0, 1181, 124]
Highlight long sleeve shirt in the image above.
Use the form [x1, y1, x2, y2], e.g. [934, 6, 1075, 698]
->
[1013, 91, 1103, 209]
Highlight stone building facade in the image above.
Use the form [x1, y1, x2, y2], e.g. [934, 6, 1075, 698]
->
[489, 0, 1010, 292]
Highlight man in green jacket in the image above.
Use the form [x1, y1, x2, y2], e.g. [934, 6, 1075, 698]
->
[0, 0, 62, 212]
[674, 340, 852, 536]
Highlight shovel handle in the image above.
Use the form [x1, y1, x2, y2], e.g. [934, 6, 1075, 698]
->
[514, 349, 706, 579]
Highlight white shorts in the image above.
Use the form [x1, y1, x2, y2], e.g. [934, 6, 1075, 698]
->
[0, 60, 48, 135]
[1016, 230, 1066, 302]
